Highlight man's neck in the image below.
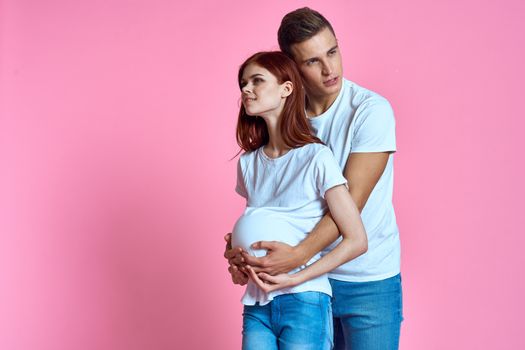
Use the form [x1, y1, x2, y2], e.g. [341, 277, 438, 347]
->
[305, 90, 340, 118]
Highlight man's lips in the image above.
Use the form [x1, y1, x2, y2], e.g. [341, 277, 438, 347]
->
[323, 77, 339, 87]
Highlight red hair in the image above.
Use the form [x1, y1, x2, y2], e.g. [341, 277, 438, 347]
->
[236, 51, 322, 152]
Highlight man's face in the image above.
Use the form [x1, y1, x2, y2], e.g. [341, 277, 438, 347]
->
[290, 27, 343, 100]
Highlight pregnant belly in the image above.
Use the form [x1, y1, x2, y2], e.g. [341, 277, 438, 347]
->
[232, 208, 302, 257]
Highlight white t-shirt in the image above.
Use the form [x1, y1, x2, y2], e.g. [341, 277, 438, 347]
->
[233, 143, 347, 305]
[309, 78, 400, 282]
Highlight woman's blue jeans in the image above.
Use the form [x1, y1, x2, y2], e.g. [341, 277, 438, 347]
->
[331, 274, 404, 350]
[242, 291, 333, 350]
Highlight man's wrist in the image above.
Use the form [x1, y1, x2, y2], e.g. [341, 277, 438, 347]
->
[293, 245, 310, 267]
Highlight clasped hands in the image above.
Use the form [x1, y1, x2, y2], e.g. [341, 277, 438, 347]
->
[223, 233, 306, 293]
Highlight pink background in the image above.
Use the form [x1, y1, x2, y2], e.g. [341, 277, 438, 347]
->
[1, 0, 524, 349]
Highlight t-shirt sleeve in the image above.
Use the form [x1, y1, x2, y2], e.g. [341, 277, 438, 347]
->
[315, 147, 348, 199]
[351, 98, 396, 153]
[235, 158, 248, 198]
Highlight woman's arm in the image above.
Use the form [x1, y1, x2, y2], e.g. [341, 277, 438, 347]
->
[248, 184, 368, 293]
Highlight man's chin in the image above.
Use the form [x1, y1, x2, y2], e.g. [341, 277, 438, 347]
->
[321, 80, 342, 96]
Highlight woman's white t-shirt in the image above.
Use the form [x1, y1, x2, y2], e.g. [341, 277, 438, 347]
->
[233, 142, 346, 305]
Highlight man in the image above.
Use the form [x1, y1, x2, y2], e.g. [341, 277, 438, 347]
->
[225, 7, 403, 350]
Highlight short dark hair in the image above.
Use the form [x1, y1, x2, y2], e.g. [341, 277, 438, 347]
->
[278, 7, 336, 58]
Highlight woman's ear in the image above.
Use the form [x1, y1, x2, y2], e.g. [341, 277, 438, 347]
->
[281, 81, 293, 98]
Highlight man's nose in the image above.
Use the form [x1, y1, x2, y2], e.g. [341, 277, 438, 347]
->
[322, 61, 333, 75]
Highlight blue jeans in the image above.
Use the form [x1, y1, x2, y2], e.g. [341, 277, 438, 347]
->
[330, 274, 403, 350]
[242, 292, 333, 350]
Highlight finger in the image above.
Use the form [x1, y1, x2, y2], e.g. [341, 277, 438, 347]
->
[242, 253, 266, 267]
[224, 246, 244, 259]
[251, 240, 279, 251]
[224, 233, 233, 251]
[228, 265, 238, 283]
[233, 270, 249, 285]
[228, 264, 240, 277]
[229, 254, 245, 266]
[246, 267, 270, 292]
[236, 275, 248, 285]
[248, 262, 276, 275]
[230, 265, 249, 285]
[248, 266, 269, 273]
[245, 266, 258, 282]
[251, 270, 281, 293]
[258, 273, 279, 284]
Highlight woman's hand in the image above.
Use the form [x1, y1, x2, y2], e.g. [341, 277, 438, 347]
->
[246, 266, 302, 294]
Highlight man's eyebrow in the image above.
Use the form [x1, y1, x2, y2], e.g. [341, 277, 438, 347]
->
[328, 45, 338, 52]
[302, 45, 339, 64]
[301, 56, 318, 64]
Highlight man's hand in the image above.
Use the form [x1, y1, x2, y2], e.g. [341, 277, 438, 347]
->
[228, 264, 249, 285]
[224, 233, 245, 265]
[242, 241, 306, 275]
[224, 233, 248, 286]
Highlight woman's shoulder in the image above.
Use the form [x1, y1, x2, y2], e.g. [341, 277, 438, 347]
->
[297, 142, 333, 158]
[239, 148, 259, 160]
[238, 148, 263, 170]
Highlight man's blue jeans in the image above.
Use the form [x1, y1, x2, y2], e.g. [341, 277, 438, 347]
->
[242, 291, 333, 350]
[330, 274, 404, 350]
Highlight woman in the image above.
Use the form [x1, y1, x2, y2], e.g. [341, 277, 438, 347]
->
[231, 51, 367, 350]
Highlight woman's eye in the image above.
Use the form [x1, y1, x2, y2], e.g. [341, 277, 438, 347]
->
[253, 78, 264, 84]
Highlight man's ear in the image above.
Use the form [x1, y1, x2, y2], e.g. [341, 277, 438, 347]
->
[281, 81, 293, 98]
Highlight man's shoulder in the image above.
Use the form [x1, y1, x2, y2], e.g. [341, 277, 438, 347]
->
[343, 79, 391, 109]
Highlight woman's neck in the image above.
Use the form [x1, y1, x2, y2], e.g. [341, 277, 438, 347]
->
[261, 115, 290, 158]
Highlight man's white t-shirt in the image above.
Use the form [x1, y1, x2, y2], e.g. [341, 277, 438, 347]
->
[309, 78, 400, 282]
[234, 143, 347, 305]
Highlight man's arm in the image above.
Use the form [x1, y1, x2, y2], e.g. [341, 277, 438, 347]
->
[247, 184, 368, 293]
[344, 152, 390, 212]
[243, 151, 391, 275]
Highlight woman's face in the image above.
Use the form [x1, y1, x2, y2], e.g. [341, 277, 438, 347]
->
[240, 63, 291, 118]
